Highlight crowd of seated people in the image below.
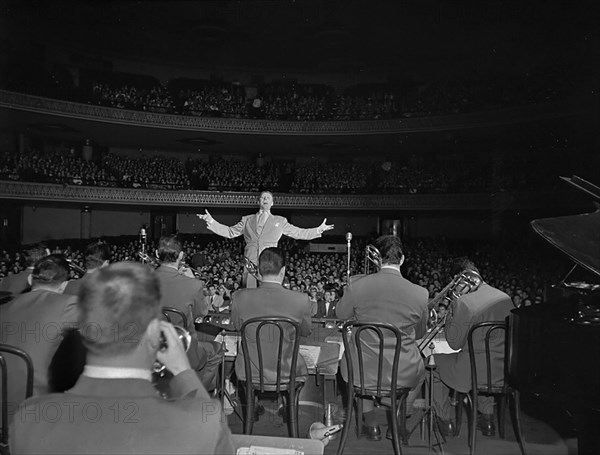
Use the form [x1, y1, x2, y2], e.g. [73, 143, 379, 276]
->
[92, 82, 175, 113]
[2, 146, 585, 194]
[5, 62, 593, 121]
[0, 234, 566, 310]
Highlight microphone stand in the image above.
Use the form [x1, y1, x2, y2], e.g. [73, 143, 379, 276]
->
[346, 232, 352, 285]
[140, 227, 147, 263]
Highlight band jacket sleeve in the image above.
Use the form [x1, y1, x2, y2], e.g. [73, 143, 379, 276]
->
[170, 368, 211, 399]
[415, 298, 429, 340]
[445, 297, 471, 351]
[334, 286, 354, 320]
[281, 218, 322, 241]
[208, 217, 245, 239]
[300, 296, 313, 337]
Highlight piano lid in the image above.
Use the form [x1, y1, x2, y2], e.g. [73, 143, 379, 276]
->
[531, 175, 600, 277]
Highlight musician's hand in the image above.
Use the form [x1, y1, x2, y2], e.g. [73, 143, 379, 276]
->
[155, 321, 191, 376]
[196, 209, 214, 225]
[319, 218, 334, 233]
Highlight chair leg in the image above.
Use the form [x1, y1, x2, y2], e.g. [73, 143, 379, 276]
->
[497, 394, 507, 439]
[510, 390, 527, 455]
[336, 389, 354, 455]
[244, 386, 255, 435]
[469, 392, 477, 455]
[389, 395, 403, 455]
[355, 395, 363, 439]
[455, 392, 465, 437]
[287, 390, 298, 438]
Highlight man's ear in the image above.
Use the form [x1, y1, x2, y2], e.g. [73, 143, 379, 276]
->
[27, 273, 33, 286]
[178, 251, 184, 263]
[144, 318, 162, 352]
[399, 255, 405, 267]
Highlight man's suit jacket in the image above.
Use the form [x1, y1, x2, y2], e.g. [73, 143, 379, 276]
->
[231, 281, 312, 383]
[435, 283, 513, 393]
[336, 268, 429, 389]
[0, 289, 78, 419]
[208, 212, 322, 287]
[313, 298, 338, 318]
[63, 272, 94, 296]
[154, 265, 205, 333]
[0, 268, 33, 295]
[9, 370, 234, 455]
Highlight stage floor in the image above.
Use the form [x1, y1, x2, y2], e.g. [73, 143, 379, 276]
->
[225, 388, 578, 455]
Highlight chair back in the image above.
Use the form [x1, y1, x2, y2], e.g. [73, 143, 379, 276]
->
[240, 317, 301, 393]
[162, 306, 188, 329]
[0, 344, 34, 446]
[341, 321, 403, 397]
[467, 321, 507, 393]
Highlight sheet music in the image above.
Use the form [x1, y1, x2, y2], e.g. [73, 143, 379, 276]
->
[237, 446, 303, 455]
[214, 334, 240, 357]
[299, 345, 321, 370]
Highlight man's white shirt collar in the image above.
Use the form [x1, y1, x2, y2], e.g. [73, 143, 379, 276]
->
[83, 365, 152, 381]
[381, 265, 401, 272]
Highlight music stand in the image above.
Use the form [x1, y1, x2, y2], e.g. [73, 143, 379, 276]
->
[216, 328, 244, 424]
[407, 348, 446, 454]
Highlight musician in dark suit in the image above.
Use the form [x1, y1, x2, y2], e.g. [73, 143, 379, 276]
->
[0, 244, 47, 295]
[434, 258, 514, 437]
[231, 247, 312, 386]
[313, 284, 339, 318]
[10, 262, 234, 455]
[197, 191, 334, 288]
[154, 235, 220, 391]
[336, 235, 429, 441]
[0, 254, 78, 421]
[63, 241, 112, 296]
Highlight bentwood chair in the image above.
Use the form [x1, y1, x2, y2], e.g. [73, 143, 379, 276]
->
[239, 317, 305, 438]
[0, 344, 34, 454]
[454, 321, 527, 455]
[337, 322, 411, 455]
[162, 306, 188, 330]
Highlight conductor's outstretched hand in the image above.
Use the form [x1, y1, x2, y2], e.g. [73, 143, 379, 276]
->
[319, 218, 334, 233]
[196, 209, 214, 224]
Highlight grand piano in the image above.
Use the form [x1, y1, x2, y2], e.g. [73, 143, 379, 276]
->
[509, 176, 600, 455]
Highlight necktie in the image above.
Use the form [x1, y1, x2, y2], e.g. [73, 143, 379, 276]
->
[257, 211, 267, 234]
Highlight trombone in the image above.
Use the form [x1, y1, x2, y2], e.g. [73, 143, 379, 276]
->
[364, 244, 382, 275]
[244, 257, 261, 282]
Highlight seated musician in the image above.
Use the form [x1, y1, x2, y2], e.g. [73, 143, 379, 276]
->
[230, 247, 313, 419]
[154, 235, 222, 391]
[336, 235, 429, 441]
[10, 262, 234, 455]
[0, 254, 78, 421]
[63, 240, 112, 296]
[433, 258, 514, 437]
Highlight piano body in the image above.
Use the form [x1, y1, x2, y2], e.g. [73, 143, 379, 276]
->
[509, 176, 600, 455]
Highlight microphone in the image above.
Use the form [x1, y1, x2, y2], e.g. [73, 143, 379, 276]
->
[346, 232, 352, 244]
[139, 227, 147, 242]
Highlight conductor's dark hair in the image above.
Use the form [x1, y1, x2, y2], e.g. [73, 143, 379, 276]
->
[450, 257, 479, 276]
[259, 247, 285, 276]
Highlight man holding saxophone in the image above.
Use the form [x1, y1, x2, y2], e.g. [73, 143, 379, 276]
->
[336, 235, 429, 441]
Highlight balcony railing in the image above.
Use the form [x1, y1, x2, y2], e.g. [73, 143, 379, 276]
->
[0, 180, 578, 212]
[0, 89, 594, 135]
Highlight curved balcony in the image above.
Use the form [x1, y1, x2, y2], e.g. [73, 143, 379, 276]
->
[0, 180, 579, 212]
[0, 90, 595, 135]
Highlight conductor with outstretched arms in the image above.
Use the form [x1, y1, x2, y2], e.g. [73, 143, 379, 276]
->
[197, 191, 334, 288]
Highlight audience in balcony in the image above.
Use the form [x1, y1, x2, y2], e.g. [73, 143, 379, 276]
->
[1, 143, 590, 194]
